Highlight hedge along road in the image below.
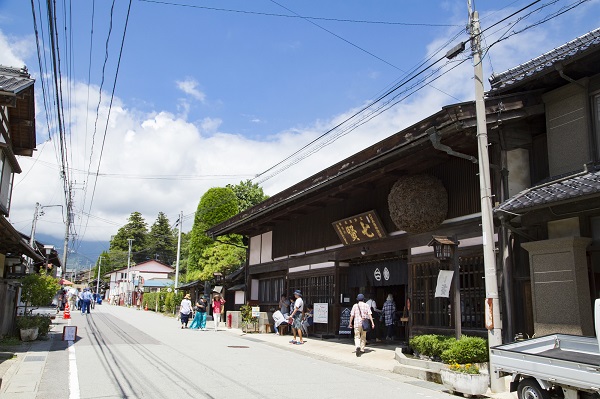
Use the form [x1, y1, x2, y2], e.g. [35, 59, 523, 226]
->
[37, 305, 459, 399]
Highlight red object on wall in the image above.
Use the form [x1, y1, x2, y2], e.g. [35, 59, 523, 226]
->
[227, 313, 232, 329]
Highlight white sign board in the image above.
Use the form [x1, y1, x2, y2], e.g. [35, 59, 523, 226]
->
[313, 303, 328, 324]
[62, 326, 77, 341]
[435, 270, 454, 298]
[251, 306, 261, 318]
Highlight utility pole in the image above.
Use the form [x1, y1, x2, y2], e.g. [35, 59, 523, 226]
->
[96, 256, 104, 296]
[126, 238, 133, 306]
[174, 211, 182, 293]
[61, 209, 70, 279]
[468, 1, 503, 392]
[29, 202, 40, 249]
[28, 202, 40, 271]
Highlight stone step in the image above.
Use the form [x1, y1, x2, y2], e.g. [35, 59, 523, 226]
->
[394, 349, 446, 372]
[392, 363, 443, 384]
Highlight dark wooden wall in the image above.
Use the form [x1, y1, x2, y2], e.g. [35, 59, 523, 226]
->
[272, 157, 481, 258]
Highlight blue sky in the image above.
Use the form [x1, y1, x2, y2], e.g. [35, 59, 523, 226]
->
[1, 0, 599, 263]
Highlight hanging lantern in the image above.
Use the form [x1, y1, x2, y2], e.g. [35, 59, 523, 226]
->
[428, 236, 456, 261]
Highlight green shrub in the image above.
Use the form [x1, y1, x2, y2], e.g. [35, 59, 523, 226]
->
[240, 304, 258, 325]
[142, 291, 183, 314]
[20, 273, 60, 308]
[441, 336, 488, 364]
[16, 315, 52, 336]
[410, 335, 455, 358]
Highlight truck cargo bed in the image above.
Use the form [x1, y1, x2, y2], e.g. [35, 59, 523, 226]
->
[490, 334, 600, 392]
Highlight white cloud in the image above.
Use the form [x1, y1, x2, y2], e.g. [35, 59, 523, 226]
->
[0, 31, 32, 68]
[176, 78, 206, 102]
[5, 3, 600, 247]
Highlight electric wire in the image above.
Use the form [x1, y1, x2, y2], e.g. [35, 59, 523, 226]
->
[138, 0, 461, 27]
[81, 0, 133, 247]
[269, 0, 462, 102]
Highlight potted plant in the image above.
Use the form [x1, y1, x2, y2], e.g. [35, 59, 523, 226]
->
[440, 336, 489, 397]
[441, 363, 488, 398]
[16, 315, 39, 341]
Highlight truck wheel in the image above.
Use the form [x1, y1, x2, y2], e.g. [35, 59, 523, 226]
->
[517, 379, 551, 399]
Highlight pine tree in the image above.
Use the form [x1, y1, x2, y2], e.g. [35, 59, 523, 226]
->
[110, 211, 149, 264]
[147, 212, 176, 264]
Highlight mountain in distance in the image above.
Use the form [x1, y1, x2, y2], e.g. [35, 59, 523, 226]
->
[34, 232, 108, 272]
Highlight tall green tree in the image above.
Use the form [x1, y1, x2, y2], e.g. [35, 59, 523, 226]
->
[227, 179, 269, 212]
[187, 187, 239, 280]
[197, 241, 246, 280]
[147, 212, 177, 264]
[110, 211, 149, 264]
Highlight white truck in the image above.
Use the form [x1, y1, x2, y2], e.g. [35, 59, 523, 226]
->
[490, 299, 600, 399]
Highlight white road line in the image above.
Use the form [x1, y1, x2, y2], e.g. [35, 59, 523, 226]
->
[68, 340, 80, 399]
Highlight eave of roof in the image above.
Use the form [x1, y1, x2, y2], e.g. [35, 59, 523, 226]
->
[495, 165, 600, 214]
[0, 217, 44, 261]
[208, 94, 538, 237]
[0, 66, 37, 158]
[0, 66, 35, 94]
[489, 27, 600, 93]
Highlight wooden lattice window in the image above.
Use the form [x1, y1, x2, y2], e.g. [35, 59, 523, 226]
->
[411, 256, 485, 329]
[289, 275, 334, 306]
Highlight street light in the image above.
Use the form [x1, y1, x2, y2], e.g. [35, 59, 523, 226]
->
[43, 245, 54, 276]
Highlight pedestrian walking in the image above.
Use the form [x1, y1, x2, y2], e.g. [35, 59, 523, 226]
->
[77, 289, 82, 310]
[366, 293, 381, 342]
[190, 296, 208, 330]
[68, 288, 77, 311]
[348, 293, 374, 357]
[180, 294, 193, 329]
[289, 290, 304, 345]
[81, 288, 92, 315]
[212, 294, 225, 331]
[382, 294, 397, 340]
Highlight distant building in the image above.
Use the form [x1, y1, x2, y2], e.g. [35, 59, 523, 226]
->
[105, 260, 174, 305]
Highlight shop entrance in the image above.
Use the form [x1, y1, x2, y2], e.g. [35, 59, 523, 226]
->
[370, 284, 408, 341]
[348, 257, 409, 342]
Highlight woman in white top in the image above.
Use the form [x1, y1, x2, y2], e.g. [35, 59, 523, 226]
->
[180, 294, 193, 329]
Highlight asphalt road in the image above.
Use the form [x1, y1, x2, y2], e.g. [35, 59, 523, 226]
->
[32, 305, 459, 399]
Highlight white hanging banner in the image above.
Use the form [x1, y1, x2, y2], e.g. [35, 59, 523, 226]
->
[435, 270, 454, 298]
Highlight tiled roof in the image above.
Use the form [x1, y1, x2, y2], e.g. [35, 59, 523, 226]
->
[489, 28, 600, 92]
[143, 278, 174, 288]
[496, 167, 600, 213]
[0, 65, 34, 94]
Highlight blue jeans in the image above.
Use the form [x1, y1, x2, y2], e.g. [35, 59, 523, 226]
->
[81, 300, 91, 314]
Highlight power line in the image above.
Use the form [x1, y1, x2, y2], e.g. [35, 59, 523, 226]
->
[81, 0, 133, 245]
[138, 0, 461, 27]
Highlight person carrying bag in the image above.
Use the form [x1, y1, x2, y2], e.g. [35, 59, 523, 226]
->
[348, 293, 374, 357]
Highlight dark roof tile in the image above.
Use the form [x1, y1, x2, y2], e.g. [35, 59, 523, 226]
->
[496, 167, 600, 213]
[489, 28, 600, 92]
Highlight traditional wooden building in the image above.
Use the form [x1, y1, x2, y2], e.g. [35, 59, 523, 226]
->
[0, 66, 44, 337]
[492, 28, 600, 339]
[208, 91, 547, 339]
[209, 28, 600, 341]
